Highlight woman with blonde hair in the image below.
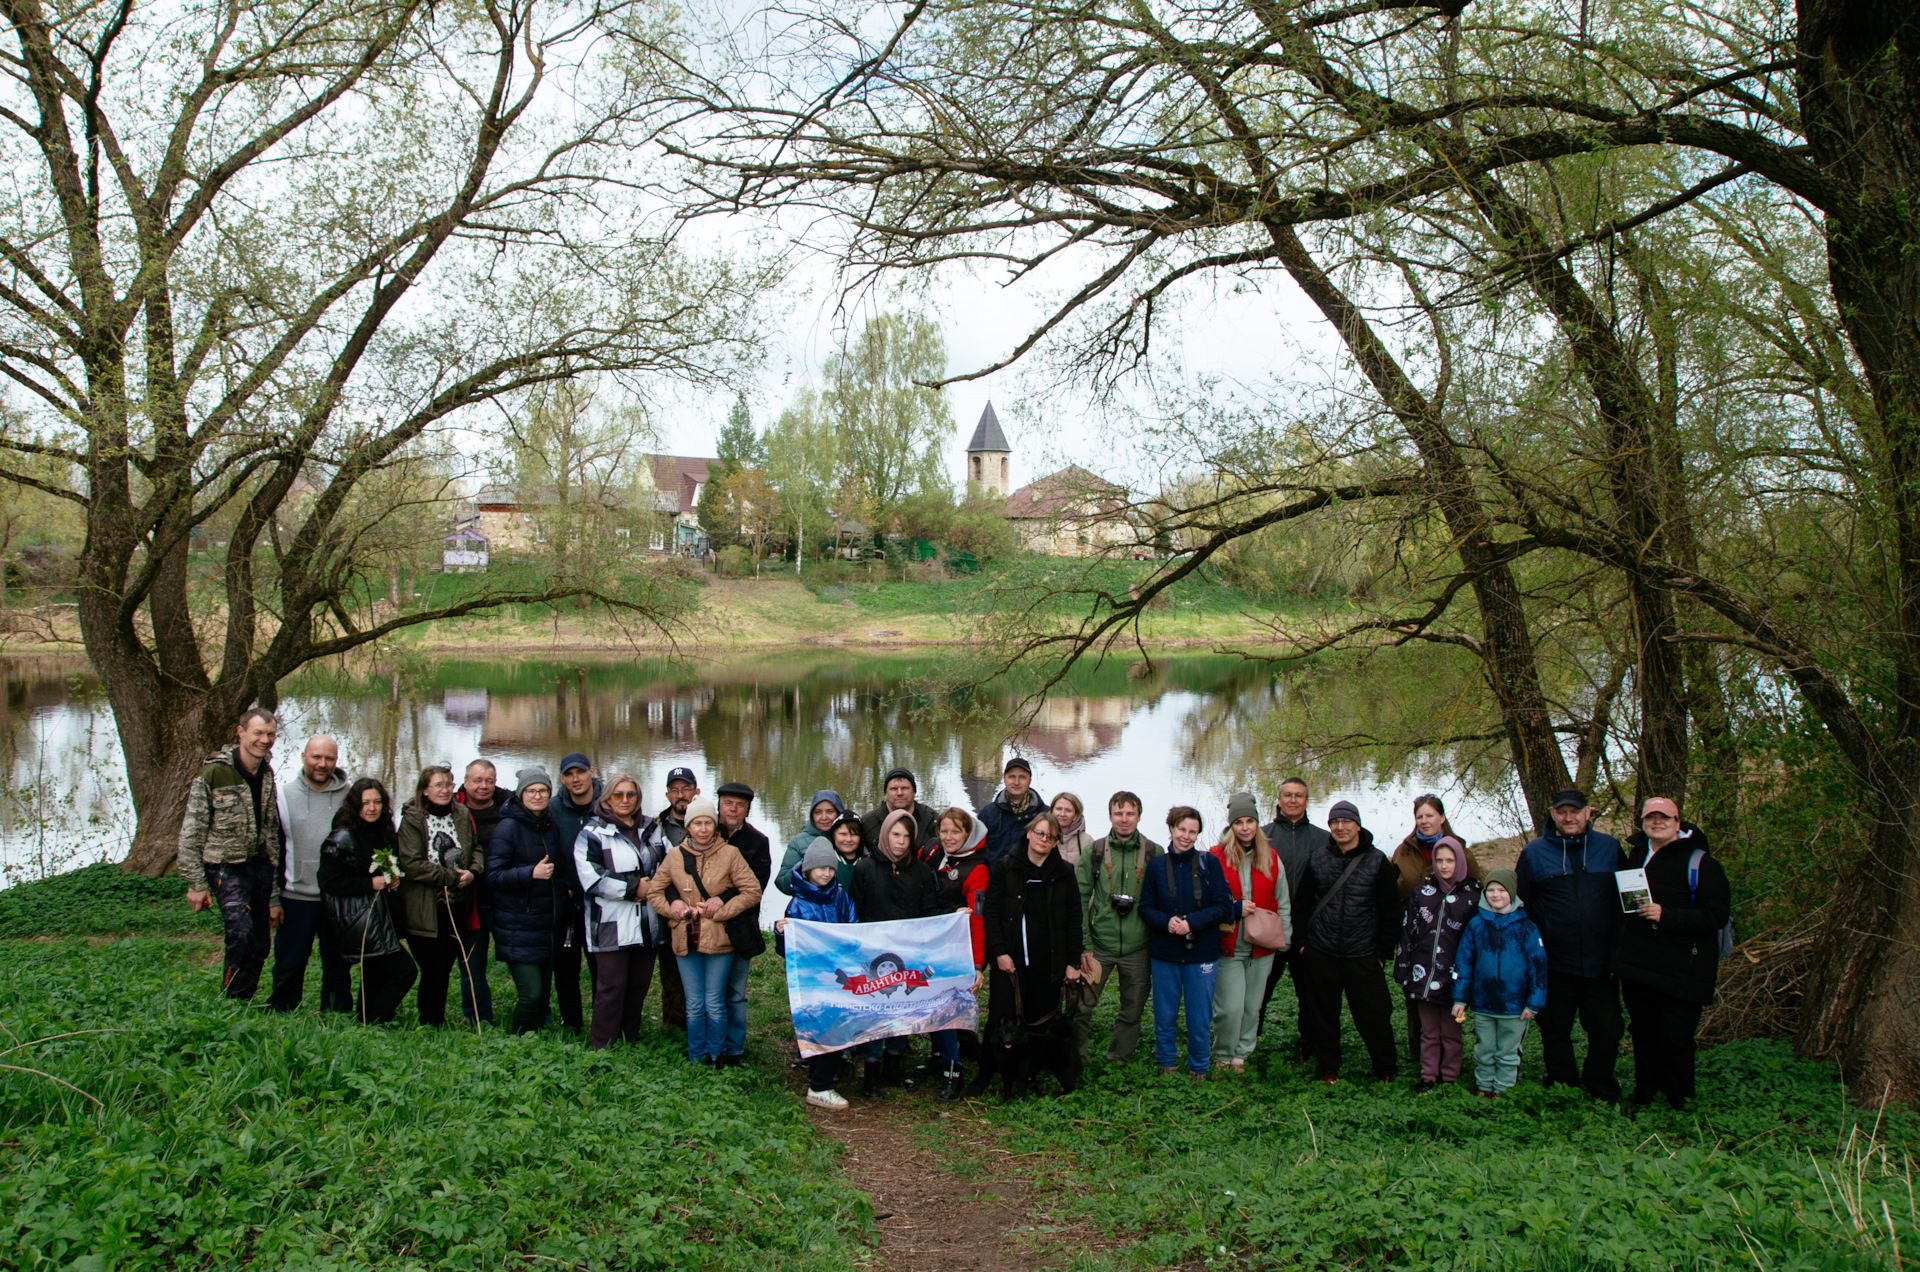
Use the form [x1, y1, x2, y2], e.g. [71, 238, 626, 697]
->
[1209, 792, 1287, 1070]
[1050, 793, 1091, 866]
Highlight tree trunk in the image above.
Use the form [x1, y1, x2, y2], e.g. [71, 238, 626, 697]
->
[1268, 222, 1572, 829]
[1794, 0, 1920, 1099]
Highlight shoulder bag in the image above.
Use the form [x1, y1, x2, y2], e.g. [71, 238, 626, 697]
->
[681, 847, 767, 959]
[1237, 855, 1287, 950]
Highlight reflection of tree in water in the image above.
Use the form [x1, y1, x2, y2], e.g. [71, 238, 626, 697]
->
[1175, 648, 1527, 826]
[2, 649, 1542, 873]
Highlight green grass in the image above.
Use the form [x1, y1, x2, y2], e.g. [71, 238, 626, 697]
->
[0, 940, 867, 1270]
[4, 879, 1910, 1271]
[802, 557, 1275, 618]
[0, 863, 218, 938]
[953, 990, 1919, 1271]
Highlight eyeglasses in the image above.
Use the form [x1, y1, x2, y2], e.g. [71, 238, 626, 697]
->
[1031, 830, 1059, 842]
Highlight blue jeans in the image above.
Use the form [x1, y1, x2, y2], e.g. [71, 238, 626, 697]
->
[724, 954, 751, 1056]
[459, 909, 494, 1023]
[678, 952, 733, 1062]
[268, 896, 353, 1013]
[1152, 958, 1218, 1073]
[859, 1030, 959, 1065]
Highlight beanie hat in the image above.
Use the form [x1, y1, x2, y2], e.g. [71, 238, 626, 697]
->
[801, 840, 839, 875]
[1327, 799, 1361, 826]
[882, 767, 918, 791]
[1484, 867, 1519, 898]
[516, 766, 553, 794]
[1226, 791, 1259, 825]
[684, 796, 719, 827]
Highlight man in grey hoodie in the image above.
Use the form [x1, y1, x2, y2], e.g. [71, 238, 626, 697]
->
[268, 735, 354, 1012]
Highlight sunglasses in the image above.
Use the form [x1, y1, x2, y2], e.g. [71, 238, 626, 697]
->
[607, 790, 639, 801]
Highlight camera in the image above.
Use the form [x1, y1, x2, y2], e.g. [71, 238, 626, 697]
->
[1109, 893, 1136, 917]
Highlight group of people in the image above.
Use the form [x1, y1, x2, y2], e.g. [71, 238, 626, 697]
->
[178, 709, 1731, 1115]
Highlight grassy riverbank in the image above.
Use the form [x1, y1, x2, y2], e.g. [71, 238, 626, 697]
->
[4, 868, 1914, 1272]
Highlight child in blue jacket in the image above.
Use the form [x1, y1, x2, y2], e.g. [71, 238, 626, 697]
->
[1451, 868, 1549, 1097]
[778, 841, 859, 1110]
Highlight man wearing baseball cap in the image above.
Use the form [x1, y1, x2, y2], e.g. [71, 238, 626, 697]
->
[1615, 797, 1730, 1110]
[1514, 787, 1625, 1101]
[859, 767, 939, 848]
[547, 751, 604, 1033]
[979, 756, 1047, 867]
[639, 766, 702, 1031]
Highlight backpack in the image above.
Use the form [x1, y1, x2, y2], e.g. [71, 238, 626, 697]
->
[1688, 848, 1735, 959]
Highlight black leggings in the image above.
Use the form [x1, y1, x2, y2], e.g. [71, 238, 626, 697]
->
[354, 951, 418, 1024]
[407, 932, 464, 1026]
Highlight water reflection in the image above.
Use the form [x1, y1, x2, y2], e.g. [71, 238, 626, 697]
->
[2, 652, 1528, 922]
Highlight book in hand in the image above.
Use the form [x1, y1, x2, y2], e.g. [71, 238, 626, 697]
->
[1616, 868, 1651, 913]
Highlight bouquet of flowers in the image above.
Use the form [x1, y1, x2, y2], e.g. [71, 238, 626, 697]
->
[370, 844, 400, 884]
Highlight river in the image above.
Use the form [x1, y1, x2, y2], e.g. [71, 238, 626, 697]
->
[0, 650, 1529, 925]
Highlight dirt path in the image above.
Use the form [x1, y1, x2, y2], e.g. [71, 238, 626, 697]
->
[793, 1070, 1111, 1272]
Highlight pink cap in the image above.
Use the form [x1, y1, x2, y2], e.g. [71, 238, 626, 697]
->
[1641, 797, 1679, 819]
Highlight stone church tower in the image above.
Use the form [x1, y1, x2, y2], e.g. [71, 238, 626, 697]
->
[965, 401, 1012, 496]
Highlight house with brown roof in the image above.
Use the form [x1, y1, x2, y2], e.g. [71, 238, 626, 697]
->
[1004, 465, 1137, 557]
[647, 454, 719, 551]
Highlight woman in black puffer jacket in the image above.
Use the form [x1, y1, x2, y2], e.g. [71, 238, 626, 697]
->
[317, 777, 418, 1024]
[1613, 798, 1731, 1111]
[487, 767, 567, 1033]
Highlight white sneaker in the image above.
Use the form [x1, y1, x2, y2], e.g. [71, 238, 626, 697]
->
[806, 1088, 849, 1110]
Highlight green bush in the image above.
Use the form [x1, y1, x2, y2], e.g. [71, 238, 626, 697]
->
[715, 544, 752, 578]
[0, 862, 216, 938]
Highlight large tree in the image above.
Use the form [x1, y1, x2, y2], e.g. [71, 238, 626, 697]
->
[674, 0, 1920, 1098]
[0, 0, 763, 874]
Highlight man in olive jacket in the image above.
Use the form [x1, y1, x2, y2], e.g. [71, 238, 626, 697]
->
[1072, 790, 1163, 1064]
[179, 707, 284, 1001]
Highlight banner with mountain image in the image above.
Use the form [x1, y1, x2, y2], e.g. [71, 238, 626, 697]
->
[785, 912, 979, 1057]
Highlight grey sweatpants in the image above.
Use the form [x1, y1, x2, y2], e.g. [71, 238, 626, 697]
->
[1472, 1012, 1529, 1093]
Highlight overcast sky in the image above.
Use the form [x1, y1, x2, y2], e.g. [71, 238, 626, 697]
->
[660, 241, 1347, 494]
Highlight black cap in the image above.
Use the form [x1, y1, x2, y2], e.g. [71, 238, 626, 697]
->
[1550, 787, 1587, 809]
[715, 780, 755, 802]
[559, 751, 592, 774]
[1003, 756, 1032, 775]
[665, 766, 698, 788]
[882, 767, 917, 790]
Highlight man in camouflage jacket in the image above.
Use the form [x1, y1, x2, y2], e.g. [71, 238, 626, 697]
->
[180, 708, 284, 1000]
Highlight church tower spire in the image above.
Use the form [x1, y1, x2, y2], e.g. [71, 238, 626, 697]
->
[965, 401, 1011, 496]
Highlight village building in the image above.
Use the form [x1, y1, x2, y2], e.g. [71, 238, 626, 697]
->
[1004, 465, 1135, 556]
[468, 453, 714, 555]
[646, 454, 719, 552]
[965, 402, 1012, 496]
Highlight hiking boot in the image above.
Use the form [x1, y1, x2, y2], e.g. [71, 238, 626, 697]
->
[881, 1053, 904, 1087]
[806, 1088, 849, 1110]
[939, 1068, 965, 1102]
[862, 1062, 883, 1099]
[1159, 1066, 1179, 1076]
